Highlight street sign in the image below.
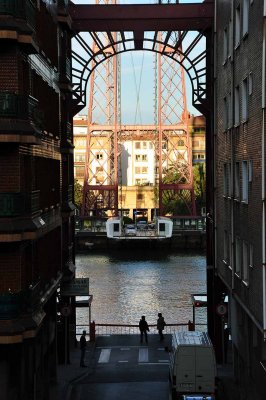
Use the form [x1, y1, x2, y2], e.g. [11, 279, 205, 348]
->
[61, 278, 89, 296]
[216, 303, 227, 316]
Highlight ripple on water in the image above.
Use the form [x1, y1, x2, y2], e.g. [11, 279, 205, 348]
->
[76, 251, 207, 326]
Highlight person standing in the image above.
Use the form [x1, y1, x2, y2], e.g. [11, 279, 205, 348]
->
[80, 330, 87, 367]
[157, 313, 166, 341]
[139, 315, 149, 344]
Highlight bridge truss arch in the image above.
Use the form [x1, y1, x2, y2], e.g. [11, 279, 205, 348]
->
[71, 30, 210, 116]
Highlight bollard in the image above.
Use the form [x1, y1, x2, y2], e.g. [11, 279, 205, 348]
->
[90, 320, 96, 342]
[188, 320, 195, 331]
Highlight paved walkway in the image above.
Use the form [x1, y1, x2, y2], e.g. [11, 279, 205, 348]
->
[50, 335, 258, 400]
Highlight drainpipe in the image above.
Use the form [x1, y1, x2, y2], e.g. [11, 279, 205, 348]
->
[262, 1, 266, 340]
[230, 1, 235, 292]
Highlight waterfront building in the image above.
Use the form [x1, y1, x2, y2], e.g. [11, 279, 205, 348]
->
[0, 2, 74, 399]
[73, 115, 206, 220]
[214, 0, 266, 398]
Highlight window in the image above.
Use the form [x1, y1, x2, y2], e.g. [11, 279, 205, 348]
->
[235, 5, 241, 47]
[141, 155, 147, 162]
[235, 162, 240, 199]
[223, 230, 229, 264]
[224, 163, 231, 197]
[228, 19, 233, 58]
[242, 241, 249, 283]
[228, 92, 232, 128]
[142, 167, 148, 174]
[249, 244, 253, 267]
[135, 167, 141, 174]
[135, 142, 141, 149]
[193, 140, 200, 147]
[223, 97, 228, 130]
[234, 86, 240, 125]
[248, 160, 253, 182]
[96, 153, 103, 160]
[137, 194, 144, 200]
[75, 154, 85, 162]
[249, 72, 253, 95]
[223, 163, 229, 196]
[113, 223, 120, 232]
[242, 161, 249, 202]
[242, 77, 248, 121]
[235, 237, 242, 276]
[142, 142, 147, 149]
[75, 167, 84, 178]
[229, 233, 232, 267]
[223, 27, 228, 62]
[242, 0, 249, 37]
[178, 139, 185, 146]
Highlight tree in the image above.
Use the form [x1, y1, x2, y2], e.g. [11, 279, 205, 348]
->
[74, 179, 83, 211]
[193, 163, 206, 213]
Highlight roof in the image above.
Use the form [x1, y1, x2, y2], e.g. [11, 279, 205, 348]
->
[173, 331, 212, 346]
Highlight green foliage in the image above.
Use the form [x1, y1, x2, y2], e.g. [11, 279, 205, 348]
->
[152, 163, 206, 216]
[193, 163, 206, 201]
[74, 179, 83, 210]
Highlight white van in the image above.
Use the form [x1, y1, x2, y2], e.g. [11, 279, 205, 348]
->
[169, 331, 216, 400]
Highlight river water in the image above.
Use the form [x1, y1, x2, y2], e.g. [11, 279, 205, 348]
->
[75, 250, 207, 328]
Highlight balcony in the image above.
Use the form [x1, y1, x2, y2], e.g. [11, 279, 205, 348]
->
[0, 0, 36, 29]
[59, 56, 71, 82]
[0, 191, 40, 217]
[0, 93, 44, 142]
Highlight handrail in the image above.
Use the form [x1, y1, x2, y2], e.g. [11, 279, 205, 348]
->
[76, 321, 207, 338]
[75, 216, 206, 233]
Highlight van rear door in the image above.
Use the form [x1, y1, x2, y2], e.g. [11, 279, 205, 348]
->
[195, 347, 215, 393]
[175, 347, 196, 393]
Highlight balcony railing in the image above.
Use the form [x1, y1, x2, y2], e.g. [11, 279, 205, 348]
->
[0, 92, 44, 131]
[0, 191, 40, 217]
[0, 280, 41, 320]
[0, 0, 36, 31]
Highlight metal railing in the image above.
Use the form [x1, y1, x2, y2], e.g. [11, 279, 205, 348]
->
[172, 216, 206, 231]
[0, 92, 43, 131]
[76, 321, 207, 339]
[0, 191, 40, 217]
[75, 216, 206, 234]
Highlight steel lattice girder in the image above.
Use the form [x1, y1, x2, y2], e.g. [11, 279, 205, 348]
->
[69, 3, 214, 33]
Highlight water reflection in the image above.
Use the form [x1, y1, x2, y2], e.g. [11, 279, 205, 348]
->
[76, 250, 206, 327]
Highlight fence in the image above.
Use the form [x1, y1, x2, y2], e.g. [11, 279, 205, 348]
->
[76, 321, 207, 340]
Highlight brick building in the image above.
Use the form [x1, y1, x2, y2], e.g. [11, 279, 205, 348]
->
[0, 1, 74, 399]
[214, 0, 266, 398]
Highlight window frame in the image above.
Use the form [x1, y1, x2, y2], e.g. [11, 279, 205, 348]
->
[242, 160, 249, 203]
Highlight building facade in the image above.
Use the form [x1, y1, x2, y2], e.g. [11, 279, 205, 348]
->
[73, 114, 206, 221]
[215, 0, 266, 398]
[0, 1, 74, 399]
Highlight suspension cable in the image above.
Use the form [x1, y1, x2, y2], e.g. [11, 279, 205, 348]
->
[130, 51, 145, 125]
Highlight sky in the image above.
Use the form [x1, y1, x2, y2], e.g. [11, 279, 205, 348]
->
[72, 0, 204, 123]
